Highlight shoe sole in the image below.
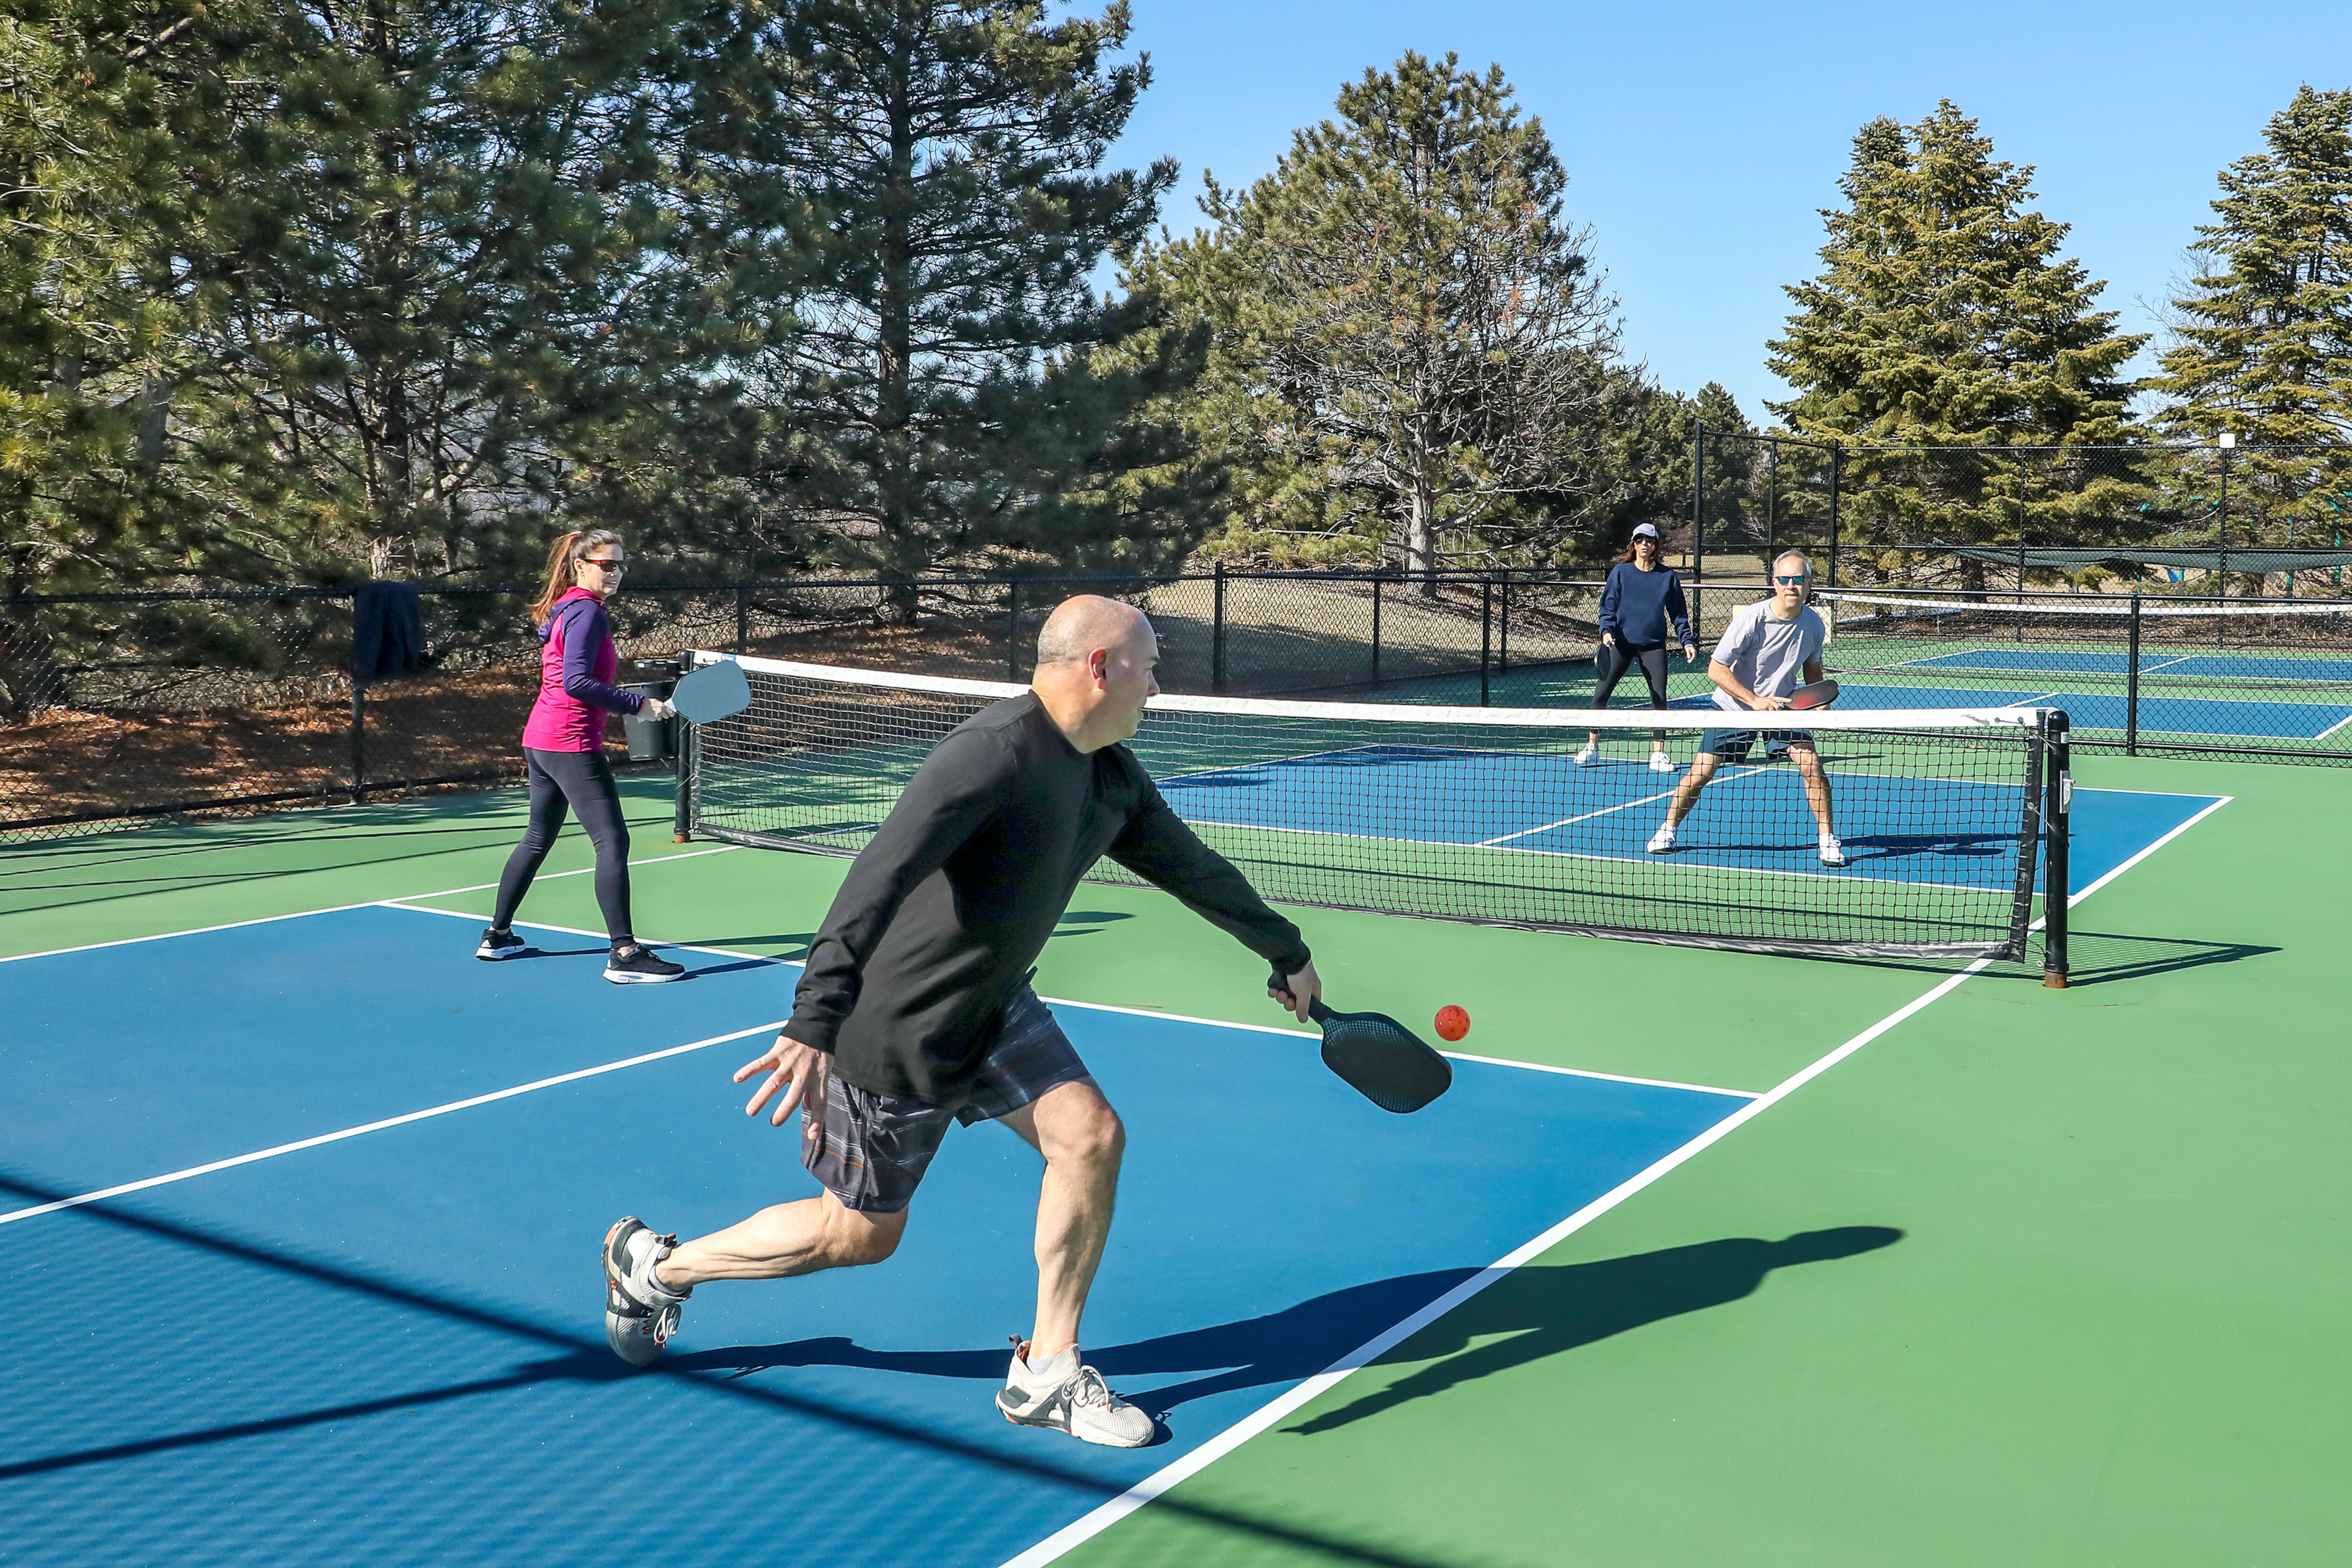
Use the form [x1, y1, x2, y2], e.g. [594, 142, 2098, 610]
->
[477, 947, 527, 961]
[604, 968, 685, 984]
[996, 1390, 1153, 1447]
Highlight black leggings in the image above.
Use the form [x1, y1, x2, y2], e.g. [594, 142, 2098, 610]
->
[494, 748, 634, 944]
[1592, 640, 1673, 743]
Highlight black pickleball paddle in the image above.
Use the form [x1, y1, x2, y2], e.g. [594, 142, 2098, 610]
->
[1270, 973, 1453, 1114]
[1787, 678, 1841, 711]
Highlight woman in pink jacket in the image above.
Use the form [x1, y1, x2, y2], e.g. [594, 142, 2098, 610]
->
[477, 530, 685, 983]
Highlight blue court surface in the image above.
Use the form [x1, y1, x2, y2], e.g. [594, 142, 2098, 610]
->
[1159, 746, 2219, 895]
[1673, 685, 2352, 740]
[3, 903, 1750, 1568]
[1903, 646, 2352, 683]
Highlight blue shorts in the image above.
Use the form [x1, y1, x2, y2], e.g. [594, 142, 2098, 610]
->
[1700, 727, 1816, 764]
[799, 984, 1094, 1213]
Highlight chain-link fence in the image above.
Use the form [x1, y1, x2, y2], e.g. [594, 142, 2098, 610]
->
[1696, 430, 2352, 600]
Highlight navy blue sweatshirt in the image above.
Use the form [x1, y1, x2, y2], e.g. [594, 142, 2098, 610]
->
[1597, 563, 1693, 648]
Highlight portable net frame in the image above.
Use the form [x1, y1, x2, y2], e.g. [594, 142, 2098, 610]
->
[1823, 592, 2352, 761]
[675, 653, 2073, 980]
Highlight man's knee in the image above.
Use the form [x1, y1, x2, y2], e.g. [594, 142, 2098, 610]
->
[1040, 1087, 1125, 1173]
[825, 1197, 906, 1266]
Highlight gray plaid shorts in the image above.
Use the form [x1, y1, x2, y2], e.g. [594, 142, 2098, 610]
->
[1700, 726, 1816, 764]
[799, 984, 1094, 1214]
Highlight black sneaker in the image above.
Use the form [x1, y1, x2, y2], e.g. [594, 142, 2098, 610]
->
[476, 926, 528, 961]
[605, 943, 685, 984]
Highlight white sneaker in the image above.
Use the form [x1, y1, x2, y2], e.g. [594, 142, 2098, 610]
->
[1647, 752, 1675, 773]
[1819, 836, 1848, 867]
[996, 1338, 1154, 1447]
[1646, 822, 1678, 854]
[1575, 743, 1598, 767]
[603, 1217, 690, 1367]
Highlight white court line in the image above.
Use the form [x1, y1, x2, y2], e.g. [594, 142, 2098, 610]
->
[1000, 791, 2234, 1568]
[1475, 766, 1768, 846]
[0, 1021, 783, 1228]
[381, 905, 1769, 1101]
[0, 845, 741, 965]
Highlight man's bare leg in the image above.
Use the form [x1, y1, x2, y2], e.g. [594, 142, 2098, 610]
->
[656, 1191, 905, 1290]
[999, 1078, 1125, 1358]
[1665, 751, 1720, 827]
[1792, 744, 1836, 836]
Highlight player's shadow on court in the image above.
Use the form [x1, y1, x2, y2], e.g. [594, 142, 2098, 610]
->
[673, 1227, 1901, 1429]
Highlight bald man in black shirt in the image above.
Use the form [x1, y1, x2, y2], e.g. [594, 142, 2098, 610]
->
[601, 596, 1323, 1446]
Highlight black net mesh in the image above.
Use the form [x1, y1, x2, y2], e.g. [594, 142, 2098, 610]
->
[682, 656, 2056, 963]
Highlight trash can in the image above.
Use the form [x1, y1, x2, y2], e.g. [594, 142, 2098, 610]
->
[619, 658, 682, 761]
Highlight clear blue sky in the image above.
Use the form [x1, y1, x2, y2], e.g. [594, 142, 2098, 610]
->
[1102, 0, 2352, 425]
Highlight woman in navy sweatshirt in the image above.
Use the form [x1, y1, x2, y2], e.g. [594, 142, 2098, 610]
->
[1580, 523, 1696, 772]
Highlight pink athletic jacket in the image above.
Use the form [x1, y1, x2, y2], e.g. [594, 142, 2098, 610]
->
[520, 587, 645, 752]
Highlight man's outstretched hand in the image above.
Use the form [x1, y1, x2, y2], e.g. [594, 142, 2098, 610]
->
[1267, 960, 1323, 1024]
[736, 1033, 830, 1127]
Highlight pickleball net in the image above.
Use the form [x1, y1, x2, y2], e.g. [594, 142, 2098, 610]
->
[676, 653, 2070, 974]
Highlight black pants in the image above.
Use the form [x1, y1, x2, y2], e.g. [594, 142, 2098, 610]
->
[493, 748, 634, 944]
[1592, 640, 1673, 743]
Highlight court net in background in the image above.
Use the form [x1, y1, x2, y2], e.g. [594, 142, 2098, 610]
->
[679, 653, 2070, 974]
[1822, 592, 2352, 759]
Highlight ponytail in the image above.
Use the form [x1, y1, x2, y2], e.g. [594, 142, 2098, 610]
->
[528, 529, 622, 624]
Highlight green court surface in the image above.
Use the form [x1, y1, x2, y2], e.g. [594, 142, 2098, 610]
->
[5, 752, 2348, 1566]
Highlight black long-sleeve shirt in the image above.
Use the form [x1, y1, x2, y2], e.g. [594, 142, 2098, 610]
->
[783, 693, 1313, 1102]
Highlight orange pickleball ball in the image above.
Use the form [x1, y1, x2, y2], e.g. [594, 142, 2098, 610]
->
[1434, 1005, 1470, 1042]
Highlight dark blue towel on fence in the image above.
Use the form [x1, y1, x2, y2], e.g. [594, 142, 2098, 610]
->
[351, 581, 426, 689]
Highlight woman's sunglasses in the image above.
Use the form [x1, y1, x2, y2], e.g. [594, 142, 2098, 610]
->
[583, 557, 628, 575]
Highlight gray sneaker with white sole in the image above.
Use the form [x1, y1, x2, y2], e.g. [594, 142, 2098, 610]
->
[995, 1337, 1154, 1447]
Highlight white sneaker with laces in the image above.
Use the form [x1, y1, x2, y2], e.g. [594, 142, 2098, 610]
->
[1575, 743, 1598, 767]
[1647, 751, 1675, 774]
[1819, 836, 1848, 867]
[1646, 822, 1678, 854]
[996, 1338, 1153, 1447]
[603, 1217, 690, 1366]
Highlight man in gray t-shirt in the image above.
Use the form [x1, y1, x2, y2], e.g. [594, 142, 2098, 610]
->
[1647, 550, 1847, 867]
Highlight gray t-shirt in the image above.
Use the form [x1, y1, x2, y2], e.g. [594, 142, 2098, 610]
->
[1710, 598, 1826, 712]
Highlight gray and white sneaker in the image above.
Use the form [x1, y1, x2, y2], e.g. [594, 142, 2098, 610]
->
[996, 1337, 1154, 1447]
[477, 926, 528, 961]
[603, 1217, 690, 1366]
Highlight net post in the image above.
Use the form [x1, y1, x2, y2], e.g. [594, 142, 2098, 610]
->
[672, 653, 695, 844]
[1212, 561, 1228, 693]
[348, 683, 367, 804]
[2042, 712, 2071, 989]
[1479, 577, 1493, 706]
[2125, 593, 2141, 756]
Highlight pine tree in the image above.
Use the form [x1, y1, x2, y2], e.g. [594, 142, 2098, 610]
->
[673, 0, 1201, 598]
[1143, 52, 1624, 581]
[2152, 86, 2352, 561]
[1768, 105, 2146, 588]
[144, 0, 681, 579]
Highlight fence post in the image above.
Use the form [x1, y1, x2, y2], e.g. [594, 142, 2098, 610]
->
[1765, 444, 1778, 568]
[2217, 436, 2231, 644]
[1692, 423, 1706, 584]
[2015, 452, 2029, 639]
[348, 685, 367, 804]
[2126, 592, 2141, 756]
[1211, 560, 1227, 693]
[1005, 579, 1021, 681]
[735, 586, 750, 654]
[1371, 574, 1383, 685]
[1498, 571, 1511, 674]
[673, 656, 696, 844]
[2042, 713, 2071, 989]
[1479, 577, 1493, 706]
[1826, 442, 1843, 589]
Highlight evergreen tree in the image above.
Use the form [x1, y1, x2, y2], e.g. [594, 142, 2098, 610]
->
[676, 0, 1203, 597]
[2156, 85, 2352, 444]
[1145, 53, 1623, 581]
[2152, 86, 2352, 561]
[1769, 105, 2146, 587]
[144, 0, 681, 579]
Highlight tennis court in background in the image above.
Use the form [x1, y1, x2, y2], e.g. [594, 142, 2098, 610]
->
[1, 706, 2340, 1566]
